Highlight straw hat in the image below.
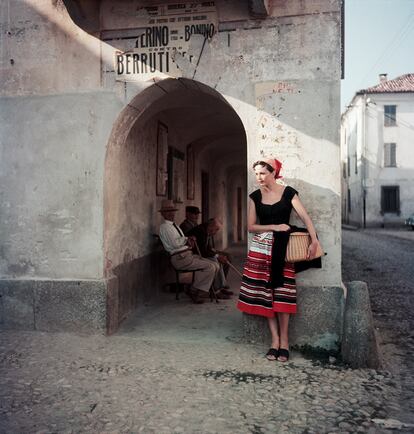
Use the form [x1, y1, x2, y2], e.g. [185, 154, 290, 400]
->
[158, 199, 178, 212]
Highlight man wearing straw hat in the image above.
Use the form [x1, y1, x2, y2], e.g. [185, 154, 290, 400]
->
[158, 199, 218, 304]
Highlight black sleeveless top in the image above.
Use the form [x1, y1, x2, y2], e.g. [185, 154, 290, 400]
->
[249, 186, 320, 287]
[249, 186, 298, 225]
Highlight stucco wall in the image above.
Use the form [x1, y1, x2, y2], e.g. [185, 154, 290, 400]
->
[365, 93, 414, 225]
[104, 116, 159, 270]
[0, 92, 121, 279]
[1, 0, 102, 97]
[1, 0, 342, 334]
[341, 92, 414, 227]
[104, 2, 342, 285]
[341, 101, 364, 226]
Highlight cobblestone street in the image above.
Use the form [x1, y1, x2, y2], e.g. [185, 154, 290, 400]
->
[341, 227, 414, 430]
[1, 234, 414, 433]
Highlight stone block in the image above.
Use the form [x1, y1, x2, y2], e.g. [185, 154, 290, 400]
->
[290, 286, 344, 351]
[34, 280, 106, 333]
[341, 281, 380, 368]
[0, 280, 35, 329]
[243, 286, 344, 352]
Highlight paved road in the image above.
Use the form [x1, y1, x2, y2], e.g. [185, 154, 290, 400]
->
[0, 238, 414, 433]
[342, 228, 414, 427]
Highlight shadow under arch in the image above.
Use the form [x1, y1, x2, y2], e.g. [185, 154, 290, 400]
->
[103, 77, 247, 333]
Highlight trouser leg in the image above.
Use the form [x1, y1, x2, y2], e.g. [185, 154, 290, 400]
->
[205, 257, 224, 289]
[192, 258, 217, 292]
[171, 251, 216, 292]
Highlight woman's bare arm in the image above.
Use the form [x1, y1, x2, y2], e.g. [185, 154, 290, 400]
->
[292, 194, 321, 258]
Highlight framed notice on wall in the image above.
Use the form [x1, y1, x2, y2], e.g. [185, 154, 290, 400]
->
[167, 147, 185, 203]
[156, 122, 168, 196]
[187, 144, 195, 200]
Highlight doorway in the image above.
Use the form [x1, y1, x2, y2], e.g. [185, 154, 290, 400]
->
[103, 78, 247, 333]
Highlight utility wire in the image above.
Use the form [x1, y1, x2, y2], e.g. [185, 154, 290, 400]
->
[358, 13, 414, 90]
[366, 104, 414, 131]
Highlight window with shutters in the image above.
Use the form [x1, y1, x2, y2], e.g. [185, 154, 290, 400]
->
[384, 143, 396, 167]
[381, 186, 400, 214]
[384, 105, 396, 126]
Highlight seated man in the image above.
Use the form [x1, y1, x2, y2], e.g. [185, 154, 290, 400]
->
[180, 206, 201, 235]
[188, 218, 233, 297]
[158, 200, 218, 304]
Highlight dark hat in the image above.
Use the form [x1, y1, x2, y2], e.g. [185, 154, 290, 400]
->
[186, 206, 201, 214]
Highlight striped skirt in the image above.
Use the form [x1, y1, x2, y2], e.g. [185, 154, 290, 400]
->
[237, 232, 297, 317]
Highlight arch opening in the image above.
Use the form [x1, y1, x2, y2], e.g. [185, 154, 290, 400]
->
[104, 78, 247, 333]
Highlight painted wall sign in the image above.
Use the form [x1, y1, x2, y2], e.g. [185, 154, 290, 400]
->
[113, 2, 217, 81]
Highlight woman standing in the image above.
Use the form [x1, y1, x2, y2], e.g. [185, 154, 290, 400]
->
[237, 159, 321, 362]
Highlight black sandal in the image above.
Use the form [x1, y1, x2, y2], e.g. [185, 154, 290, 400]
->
[277, 348, 289, 362]
[265, 348, 279, 361]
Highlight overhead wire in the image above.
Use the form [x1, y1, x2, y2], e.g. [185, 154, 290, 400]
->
[357, 12, 414, 90]
[366, 104, 414, 131]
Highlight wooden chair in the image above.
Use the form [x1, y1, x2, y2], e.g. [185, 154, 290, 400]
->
[171, 265, 201, 300]
[153, 234, 218, 303]
[169, 263, 218, 303]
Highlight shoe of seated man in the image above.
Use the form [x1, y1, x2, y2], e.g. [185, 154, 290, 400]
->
[214, 290, 231, 300]
[215, 287, 233, 296]
[185, 288, 204, 304]
[197, 290, 211, 299]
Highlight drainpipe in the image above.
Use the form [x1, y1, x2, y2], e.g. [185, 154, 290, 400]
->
[362, 93, 367, 228]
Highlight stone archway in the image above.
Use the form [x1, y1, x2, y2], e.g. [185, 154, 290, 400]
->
[103, 77, 247, 333]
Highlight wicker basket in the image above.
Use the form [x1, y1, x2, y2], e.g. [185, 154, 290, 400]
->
[285, 232, 323, 263]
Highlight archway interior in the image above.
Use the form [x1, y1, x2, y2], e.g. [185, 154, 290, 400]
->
[104, 78, 247, 331]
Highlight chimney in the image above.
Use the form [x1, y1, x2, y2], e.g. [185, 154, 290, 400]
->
[379, 73, 388, 83]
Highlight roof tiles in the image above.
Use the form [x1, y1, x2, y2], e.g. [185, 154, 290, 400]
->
[357, 73, 414, 94]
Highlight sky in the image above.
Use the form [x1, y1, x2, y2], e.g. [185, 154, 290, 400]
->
[341, 0, 414, 111]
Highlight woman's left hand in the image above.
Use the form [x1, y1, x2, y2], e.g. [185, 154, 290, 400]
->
[307, 240, 320, 259]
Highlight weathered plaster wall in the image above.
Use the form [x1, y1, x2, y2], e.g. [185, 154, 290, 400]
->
[104, 117, 158, 270]
[0, 0, 122, 280]
[100, 2, 342, 285]
[0, 92, 121, 279]
[1, 0, 342, 334]
[0, 0, 102, 97]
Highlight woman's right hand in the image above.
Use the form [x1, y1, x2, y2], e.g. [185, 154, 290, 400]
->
[273, 224, 290, 232]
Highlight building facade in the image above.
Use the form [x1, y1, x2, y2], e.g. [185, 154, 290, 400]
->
[1, 0, 343, 350]
[341, 73, 414, 227]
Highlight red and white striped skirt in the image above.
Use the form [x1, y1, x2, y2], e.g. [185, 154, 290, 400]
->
[237, 232, 297, 317]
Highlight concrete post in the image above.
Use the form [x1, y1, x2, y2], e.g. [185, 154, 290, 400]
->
[341, 281, 381, 368]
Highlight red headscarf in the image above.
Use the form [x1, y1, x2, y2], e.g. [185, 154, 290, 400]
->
[265, 158, 283, 179]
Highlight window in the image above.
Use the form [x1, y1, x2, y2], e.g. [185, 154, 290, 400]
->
[354, 151, 358, 174]
[347, 188, 351, 212]
[384, 105, 396, 126]
[384, 143, 396, 167]
[342, 162, 347, 179]
[381, 186, 400, 214]
[347, 156, 350, 176]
